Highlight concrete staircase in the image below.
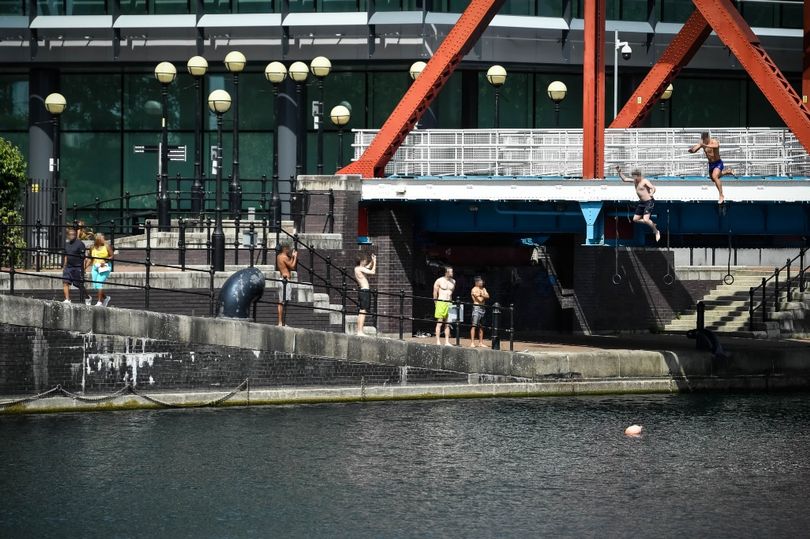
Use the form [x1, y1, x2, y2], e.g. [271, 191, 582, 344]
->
[664, 268, 775, 334]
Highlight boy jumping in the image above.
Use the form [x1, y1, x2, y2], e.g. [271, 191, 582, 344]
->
[617, 165, 660, 243]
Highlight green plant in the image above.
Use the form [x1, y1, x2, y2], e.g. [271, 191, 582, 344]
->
[0, 137, 27, 266]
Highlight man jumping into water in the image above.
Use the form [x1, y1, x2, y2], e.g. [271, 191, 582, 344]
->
[617, 165, 660, 243]
[688, 131, 735, 204]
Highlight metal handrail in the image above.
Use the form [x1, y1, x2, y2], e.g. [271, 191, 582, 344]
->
[749, 245, 809, 330]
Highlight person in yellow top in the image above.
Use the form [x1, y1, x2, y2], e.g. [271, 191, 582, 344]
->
[90, 233, 113, 307]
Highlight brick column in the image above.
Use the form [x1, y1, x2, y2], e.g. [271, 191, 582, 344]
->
[367, 205, 414, 336]
[296, 175, 361, 247]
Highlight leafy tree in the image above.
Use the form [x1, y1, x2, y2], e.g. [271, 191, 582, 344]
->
[0, 137, 27, 266]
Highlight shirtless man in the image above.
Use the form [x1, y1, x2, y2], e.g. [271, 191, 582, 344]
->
[354, 253, 376, 336]
[688, 131, 735, 204]
[617, 165, 660, 243]
[433, 266, 456, 346]
[275, 243, 297, 326]
[469, 276, 490, 348]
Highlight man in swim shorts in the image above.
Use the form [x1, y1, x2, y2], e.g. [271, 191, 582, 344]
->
[433, 266, 455, 346]
[688, 131, 735, 204]
[617, 165, 660, 242]
[469, 276, 490, 348]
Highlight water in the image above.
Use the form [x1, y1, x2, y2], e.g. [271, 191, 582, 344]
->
[2, 393, 810, 538]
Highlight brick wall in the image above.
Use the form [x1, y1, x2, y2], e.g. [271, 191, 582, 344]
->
[0, 324, 467, 395]
[572, 246, 715, 332]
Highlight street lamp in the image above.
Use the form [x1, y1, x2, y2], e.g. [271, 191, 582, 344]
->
[208, 89, 232, 272]
[44, 92, 66, 238]
[486, 65, 507, 129]
[265, 61, 287, 233]
[187, 55, 208, 214]
[547, 80, 568, 128]
[289, 61, 309, 178]
[310, 56, 331, 174]
[613, 31, 633, 120]
[154, 61, 177, 232]
[660, 83, 674, 127]
[330, 104, 351, 168]
[409, 61, 426, 81]
[224, 50, 246, 219]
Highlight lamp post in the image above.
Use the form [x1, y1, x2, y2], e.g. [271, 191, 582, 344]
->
[486, 65, 507, 129]
[409, 61, 427, 128]
[613, 31, 632, 120]
[330, 104, 351, 168]
[265, 61, 287, 232]
[310, 56, 331, 174]
[224, 51, 246, 219]
[154, 61, 177, 232]
[208, 89, 232, 272]
[289, 61, 309, 178]
[44, 92, 66, 240]
[546, 81, 568, 128]
[187, 56, 208, 214]
[660, 83, 674, 127]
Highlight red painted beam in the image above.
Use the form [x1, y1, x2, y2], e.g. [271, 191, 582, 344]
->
[339, 0, 505, 178]
[582, 0, 606, 179]
[802, 0, 810, 107]
[610, 10, 711, 128]
[692, 0, 810, 153]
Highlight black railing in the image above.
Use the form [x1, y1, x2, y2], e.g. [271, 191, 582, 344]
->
[749, 247, 809, 331]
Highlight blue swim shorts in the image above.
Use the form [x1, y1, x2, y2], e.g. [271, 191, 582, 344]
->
[708, 159, 724, 175]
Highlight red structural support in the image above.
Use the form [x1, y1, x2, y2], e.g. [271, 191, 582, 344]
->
[611, 10, 711, 128]
[582, 0, 606, 179]
[693, 0, 810, 152]
[802, 1, 810, 107]
[338, 0, 505, 178]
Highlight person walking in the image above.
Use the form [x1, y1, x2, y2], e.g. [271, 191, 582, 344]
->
[433, 266, 456, 346]
[89, 232, 113, 306]
[617, 165, 661, 242]
[62, 227, 89, 304]
[275, 243, 297, 326]
[354, 253, 376, 336]
[469, 276, 490, 347]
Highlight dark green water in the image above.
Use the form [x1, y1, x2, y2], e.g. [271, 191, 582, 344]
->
[2, 393, 810, 538]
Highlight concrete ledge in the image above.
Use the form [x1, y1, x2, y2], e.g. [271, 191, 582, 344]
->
[297, 174, 363, 192]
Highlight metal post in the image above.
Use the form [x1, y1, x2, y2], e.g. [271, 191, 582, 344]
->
[337, 127, 345, 168]
[230, 71, 242, 219]
[94, 196, 101, 224]
[494, 87, 500, 129]
[295, 81, 304, 178]
[209, 266, 215, 316]
[271, 83, 282, 231]
[454, 297, 462, 346]
[696, 300, 705, 330]
[212, 112, 226, 272]
[124, 192, 133, 234]
[158, 85, 171, 231]
[800, 247, 806, 292]
[233, 217, 241, 266]
[399, 289, 405, 340]
[35, 219, 42, 272]
[308, 246, 314, 284]
[52, 113, 64, 242]
[341, 270, 347, 333]
[179, 217, 186, 270]
[145, 221, 152, 309]
[327, 188, 334, 233]
[761, 277, 768, 324]
[491, 302, 501, 350]
[774, 267, 781, 312]
[191, 76, 204, 214]
[613, 29, 619, 120]
[786, 257, 792, 301]
[749, 287, 755, 332]
[509, 303, 514, 351]
[248, 221, 255, 267]
[9, 243, 15, 295]
[317, 78, 324, 174]
[261, 218, 268, 265]
[554, 102, 560, 128]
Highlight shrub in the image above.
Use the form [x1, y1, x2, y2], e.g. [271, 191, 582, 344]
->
[0, 137, 27, 266]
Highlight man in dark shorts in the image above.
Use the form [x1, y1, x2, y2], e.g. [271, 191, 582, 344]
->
[688, 131, 735, 204]
[469, 276, 490, 348]
[62, 227, 89, 303]
[617, 165, 660, 242]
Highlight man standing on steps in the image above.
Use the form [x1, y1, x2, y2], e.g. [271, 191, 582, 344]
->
[275, 243, 297, 326]
[617, 165, 661, 243]
[354, 253, 376, 336]
[433, 266, 456, 346]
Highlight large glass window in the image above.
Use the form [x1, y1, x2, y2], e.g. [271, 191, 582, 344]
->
[125, 72, 195, 131]
[369, 72, 405, 127]
[237, 0, 274, 12]
[0, 0, 25, 15]
[478, 71, 532, 129]
[120, 0, 190, 14]
[537, 0, 563, 17]
[534, 73, 582, 129]
[0, 74, 28, 130]
[61, 74, 122, 131]
[62, 132, 121, 207]
[374, 0, 418, 11]
[670, 77, 744, 127]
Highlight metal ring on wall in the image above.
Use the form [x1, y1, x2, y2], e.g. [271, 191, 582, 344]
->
[612, 274, 623, 285]
[723, 274, 735, 285]
[663, 273, 675, 286]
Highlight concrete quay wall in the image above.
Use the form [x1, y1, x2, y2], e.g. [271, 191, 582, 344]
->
[1, 295, 809, 414]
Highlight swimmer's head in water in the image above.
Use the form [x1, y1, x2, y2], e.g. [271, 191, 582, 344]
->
[624, 424, 643, 437]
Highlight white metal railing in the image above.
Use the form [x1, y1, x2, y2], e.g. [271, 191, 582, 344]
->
[352, 128, 810, 178]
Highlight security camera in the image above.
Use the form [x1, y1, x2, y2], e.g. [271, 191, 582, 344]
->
[621, 43, 632, 61]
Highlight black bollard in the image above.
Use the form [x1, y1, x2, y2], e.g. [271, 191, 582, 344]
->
[696, 300, 705, 331]
[218, 267, 266, 318]
[491, 302, 501, 350]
